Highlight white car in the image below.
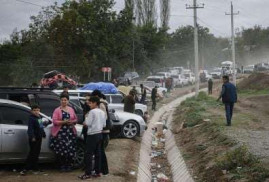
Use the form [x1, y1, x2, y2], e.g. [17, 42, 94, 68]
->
[171, 75, 182, 87]
[244, 65, 255, 73]
[0, 99, 85, 168]
[183, 73, 195, 85]
[67, 97, 147, 139]
[139, 81, 167, 95]
[146, 76, 165, 88]
[179, 75, 189, 86]
[210, 68, 222, 79]
[53, 90, 148, 117]
[156, 72, 171, 78]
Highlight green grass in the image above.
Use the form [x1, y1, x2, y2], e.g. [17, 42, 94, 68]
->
[238, 89, 269, 96]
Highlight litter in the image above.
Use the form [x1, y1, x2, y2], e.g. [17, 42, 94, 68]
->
[157, 173, 169, 181]
[129, 171, 136, 175]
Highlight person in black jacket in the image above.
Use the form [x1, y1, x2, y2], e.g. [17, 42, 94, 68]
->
[20, 105, 46, 175]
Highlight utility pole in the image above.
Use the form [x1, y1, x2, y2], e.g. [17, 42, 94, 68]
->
[132, 16, 136, 71]
[226, 2, 239, 86]
[186, 0, 204, 97]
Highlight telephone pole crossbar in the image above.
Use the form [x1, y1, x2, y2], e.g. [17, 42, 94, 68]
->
[186, 0, 204, 97]
[226, 1, 239, 86]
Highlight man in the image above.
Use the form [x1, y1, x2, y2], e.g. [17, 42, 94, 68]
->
[151, 86, 158, 111]
[123, 91, 136, 113]
[79, 96, 106, 180]
[62, 86, 69, 95]
[217, 76, 237, 126]
[208, 78, 213, 95]
[140, 84, 146, 104]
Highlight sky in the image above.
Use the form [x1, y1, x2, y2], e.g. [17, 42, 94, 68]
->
[0, 0, 269, 42]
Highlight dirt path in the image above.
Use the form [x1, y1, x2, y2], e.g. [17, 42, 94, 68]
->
[0, 138, 140, 182]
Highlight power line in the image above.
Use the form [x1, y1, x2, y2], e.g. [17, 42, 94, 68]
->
[197, 17, 227, 37]
[14, 0, 43, 7]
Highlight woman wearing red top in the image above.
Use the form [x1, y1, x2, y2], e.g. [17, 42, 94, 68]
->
[50, 93, 77, 172]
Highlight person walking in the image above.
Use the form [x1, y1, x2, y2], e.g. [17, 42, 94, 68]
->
[20, 105, 46, 175]
[123, 91, 136, 113]
[140, 84, 147, 104]
[50, 93, 78, 172]
[208, 78, 213, 95]
[151, 86, 158, 111]
[91, 90, 111, 176]
[217, 75, 237, 126]
[78, 96, 106, 180]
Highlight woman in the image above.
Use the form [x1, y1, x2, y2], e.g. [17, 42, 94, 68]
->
[50, 93, 78, 172]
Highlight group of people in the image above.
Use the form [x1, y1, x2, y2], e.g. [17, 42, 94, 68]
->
[123, 84, 158, 115]
[20, 89, 111, 180]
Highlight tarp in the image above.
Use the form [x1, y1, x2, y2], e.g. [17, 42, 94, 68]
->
[80, 82, 118, 94]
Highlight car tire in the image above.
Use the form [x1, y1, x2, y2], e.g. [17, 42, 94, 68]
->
[73, 140, 85, 169]
[121, 121, 139, 139]
[134, 109, 143, 117]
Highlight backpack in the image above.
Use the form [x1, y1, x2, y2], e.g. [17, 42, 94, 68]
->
[101, 101, 113, 130]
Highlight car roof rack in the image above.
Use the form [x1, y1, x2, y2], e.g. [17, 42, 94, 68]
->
[0, 87, 52, 90]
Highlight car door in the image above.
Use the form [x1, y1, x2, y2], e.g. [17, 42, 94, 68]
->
[0, 105, 30, 162]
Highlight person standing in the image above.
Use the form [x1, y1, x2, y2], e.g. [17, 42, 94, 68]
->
[123, 91, 136, 113]
[217, 76, 237, 126]
[140, 84, 147, 104]
[91, 90, 111, 176]
[151, 86, 158, 111]
[20, 105, 46, 175]
[50, 94, 78, 172]
[208, 78, 213, 95]
[78, 96, 106, 180]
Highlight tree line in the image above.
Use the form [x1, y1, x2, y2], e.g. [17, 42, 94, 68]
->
[0, 0, 267, 86]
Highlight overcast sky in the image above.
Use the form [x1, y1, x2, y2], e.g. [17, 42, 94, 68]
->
[0, 0, 268, 42]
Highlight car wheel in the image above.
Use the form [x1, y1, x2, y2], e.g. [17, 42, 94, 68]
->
[121, 121, 139, 139]
[73, 140, 85, 169]
[134, 109, 143, 117]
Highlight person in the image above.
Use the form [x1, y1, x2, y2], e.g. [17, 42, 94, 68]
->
[151, 86, 157, 111]
[82, 93, 91, 143]
[123, 90, 136, 113]
[78, 96, 106, 180]
[20, 105, 46, 175]
[140, 84, 147, 104]
[50, 93, 78, 172]
[217, 75, 237, 126]
[208, 78, 213, 95]
[62, 86, 69, 95]
[91, 90, 110, 176]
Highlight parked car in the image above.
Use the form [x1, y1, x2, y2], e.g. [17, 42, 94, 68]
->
[171, 75, 183, 87]
[183, 73, 195, 85]
[210, 68, 222, 79]
[124, 72, 139, 81]
[53, 90, 148, 117]
[146, 76, 165, 87]
[254, 63, 269, 71]
[244, 65, 255, 73]
[156, 72, 171, 78]
[179, 75, 189, 86]
[139, 81, 167, 95]
[0, 88, 84, 123]
[68, 96, 147, 139]
[0, 99, 85, 167]
[173, 67, 184, 75]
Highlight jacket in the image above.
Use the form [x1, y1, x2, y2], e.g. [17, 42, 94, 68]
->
[151, 88, 157, 99]
[27, 114, 46, 140]
[123, 95, 135, 113]
[221, 82, 237, 103]
[51, 106, 78, 137]
[85, 108, 106, 135]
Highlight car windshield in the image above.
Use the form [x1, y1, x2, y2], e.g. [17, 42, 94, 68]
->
[147, 78, 161, 83]
[184, 74, 190, 78]
[171, 75, 178, 79]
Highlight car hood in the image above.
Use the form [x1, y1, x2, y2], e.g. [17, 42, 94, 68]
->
[114, 111, 145, 124]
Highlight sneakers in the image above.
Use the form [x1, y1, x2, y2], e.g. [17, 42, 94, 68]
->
[20, 170, 27, 176]
[78, 173, 92, 180]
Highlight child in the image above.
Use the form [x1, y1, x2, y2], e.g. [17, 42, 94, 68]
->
[20, 104, 46, 175]
[78, 96, 106, 180]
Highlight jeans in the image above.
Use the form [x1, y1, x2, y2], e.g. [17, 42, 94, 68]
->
[25, 138, 42, 170]
[85, 134, 102, 175]
[225, 103, 234, 125]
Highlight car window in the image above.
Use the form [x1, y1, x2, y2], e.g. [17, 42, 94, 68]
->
[0, 93, 7, 99]
[111, 95, 123, 103]
[105, 95, 111, 103]
[37, 94, 60, 116]
[0, 106, 30, 125]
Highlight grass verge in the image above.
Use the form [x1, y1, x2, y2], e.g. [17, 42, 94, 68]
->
[173, 92, 269, 182]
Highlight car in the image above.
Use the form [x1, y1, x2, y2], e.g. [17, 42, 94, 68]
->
[0, 88, 84, 123]
[179, 75, 189, 86]
[0, 99, 85, 167]
[183, 72, 195, 85]
[67, 96, 147, 139]
[123, 72, 139, 81]
[53, 90, 148, 117]
[171, 75, 183, 87]
[156, 72, 171, 78]
[139, 81, 167, 95]
[210, 68, 222, 79]
[146, 76, 165, 87]
[244, 65, 255, 73]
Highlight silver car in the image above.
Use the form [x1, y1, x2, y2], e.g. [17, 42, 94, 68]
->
[0, 99, 85, 167]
